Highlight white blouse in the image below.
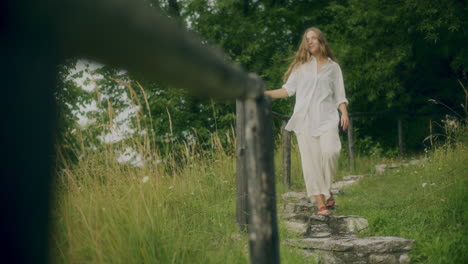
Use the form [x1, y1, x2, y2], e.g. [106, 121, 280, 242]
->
[283, 56, 348, 136]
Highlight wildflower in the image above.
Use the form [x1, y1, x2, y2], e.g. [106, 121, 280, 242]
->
[142, 176, 149, 183]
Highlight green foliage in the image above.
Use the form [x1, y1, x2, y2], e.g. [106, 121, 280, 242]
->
[325, 0, 467, 111]
[182, 0, 466, 152]
[55, 0, 468, 160]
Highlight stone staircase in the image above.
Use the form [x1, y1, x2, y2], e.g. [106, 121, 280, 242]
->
[279, 163, 422, 264]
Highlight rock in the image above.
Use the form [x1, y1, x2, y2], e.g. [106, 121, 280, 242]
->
[387, 164, 401, 169]
[350, 237, 414, 253]
[332, 180, 359, 191]
[399, 253, 411, 263]
[375, 159, 426, 174]
[299, 249, 322, 263]
[369, 254, 397, 264]
[300, 249, 344, 264]
[408, 159, 425, 166]
[283, 201, 315, 214]
[375, 164, 387, 174]
[287, 237, 414, 264]
[331, 176, 365, 194]
[310, 232, 332, 238]
[280, 213, 368, 237]
[309, 215, 328, 223]
[280, 167, 415, 264]
[286, 237, 355, 252]
[279, 212, 309, 222]
[329, 216, 369, 235]
[342, 175, 368, 181]
[334, 251, 368, 264]
[285, 221, 309, 237]
[309, 223, 332, 238]
[286, 236, 414, 254]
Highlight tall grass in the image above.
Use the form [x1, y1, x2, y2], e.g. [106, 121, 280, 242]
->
[51, 130, 321, 263]
[52, 79, 467, 263]
[51, 121, 467, 263]
[335, 143, 468, 263]
[50, 80, 311, 263]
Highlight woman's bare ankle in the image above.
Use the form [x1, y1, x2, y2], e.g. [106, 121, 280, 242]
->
[314, 195, 326, 208]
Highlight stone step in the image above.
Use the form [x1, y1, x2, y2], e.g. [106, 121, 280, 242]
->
[281, 175, 369, 205]
[286, 236, 414, 264]
[281, 213, 368, 238]
[280, 171, 415, 263]
[374, 159, 426, 174]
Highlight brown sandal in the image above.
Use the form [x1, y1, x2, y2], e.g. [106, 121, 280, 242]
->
[326, 193, 335, 209]
[317, 206, 330, 215]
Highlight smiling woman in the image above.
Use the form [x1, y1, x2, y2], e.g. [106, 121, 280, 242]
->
[265, 27, 349, 216]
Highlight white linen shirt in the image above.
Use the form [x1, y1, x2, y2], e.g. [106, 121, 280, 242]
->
[283, 56, 348, 136]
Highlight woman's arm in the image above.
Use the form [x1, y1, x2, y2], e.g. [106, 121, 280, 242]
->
[264, 88, 289, 99]
[338, 103, 349, 131]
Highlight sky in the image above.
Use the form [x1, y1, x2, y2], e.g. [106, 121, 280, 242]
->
[67, 59, 145, 167]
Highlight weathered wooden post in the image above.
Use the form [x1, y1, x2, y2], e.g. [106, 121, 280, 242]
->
[236, 100, 249, 231]
[281, 121, 291, 188]
[244, 77, 280, 264]
[347, 116, 355, 171]
[398, 118, 404, 158]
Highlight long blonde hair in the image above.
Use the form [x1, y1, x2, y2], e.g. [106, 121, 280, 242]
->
[283, 27, 337, 82]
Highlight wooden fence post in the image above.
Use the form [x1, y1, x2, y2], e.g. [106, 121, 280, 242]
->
[244, 91, 280, 264]
[281, 121, 291, 188]
[236, 100, 249, 231]
[398, 118, 404, 158]
[347, 116, 355, 171]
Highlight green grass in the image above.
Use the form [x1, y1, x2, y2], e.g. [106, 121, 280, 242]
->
[50, 139, 313, 263]
[51, 131, 467, 263]
[334, 143, 468, 263]
[51, 150, 247, 263]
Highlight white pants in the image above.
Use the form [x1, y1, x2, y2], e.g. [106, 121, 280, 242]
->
[296, 127, 341, 201]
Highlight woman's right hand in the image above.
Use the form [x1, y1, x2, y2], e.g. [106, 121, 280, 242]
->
[264, 88, 289, 99]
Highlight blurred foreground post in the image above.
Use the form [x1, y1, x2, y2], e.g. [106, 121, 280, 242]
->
[244, 78, 279, 263]
[4, 0, 279, 262]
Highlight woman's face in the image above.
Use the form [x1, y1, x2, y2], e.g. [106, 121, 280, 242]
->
[306, 30, 320, 55]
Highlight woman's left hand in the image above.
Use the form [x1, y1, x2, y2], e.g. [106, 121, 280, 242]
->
[341, 113, 349, 131]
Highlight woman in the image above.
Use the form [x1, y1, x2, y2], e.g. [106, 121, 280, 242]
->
[265, 27, 349, 215]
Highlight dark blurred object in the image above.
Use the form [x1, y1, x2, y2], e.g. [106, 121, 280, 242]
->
[1, 0, 257, 263]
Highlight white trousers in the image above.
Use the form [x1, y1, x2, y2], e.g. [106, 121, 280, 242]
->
[296, 126, 341, 201]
